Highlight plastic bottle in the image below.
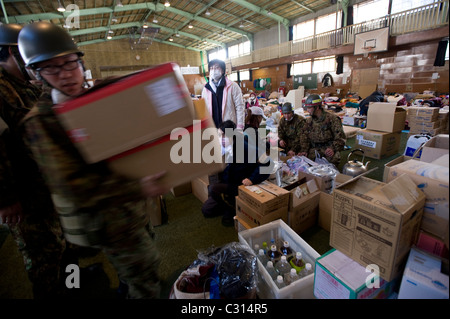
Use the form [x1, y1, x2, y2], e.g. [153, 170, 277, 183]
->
[280, 241, 294, 258]
[285, 268, 300, 285]
[265, 261, 278, 281]
[253, 244, 260, 255]
[275, 255, 291, 277]
[289, 251, 305, 273]
[268, 245, 281, 262]
[262, 241, 268, 254]
[257, 249, 269, 265]
[275, 275, 286, 289]
[299, 263, 313, 278]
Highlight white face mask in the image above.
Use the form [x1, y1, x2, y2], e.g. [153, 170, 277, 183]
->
[211, 70, 222, 82]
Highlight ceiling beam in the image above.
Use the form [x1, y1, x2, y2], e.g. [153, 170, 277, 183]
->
[228, 0, 290, 27]
[289, 0, 315, 13]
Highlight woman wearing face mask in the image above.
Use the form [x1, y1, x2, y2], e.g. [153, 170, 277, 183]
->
[201, 59, 245, 130]
[245, 92, 260, 109]
[278, 102, 306, 156]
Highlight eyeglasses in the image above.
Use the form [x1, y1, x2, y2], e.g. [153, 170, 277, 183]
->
[36, 59, 81, 75]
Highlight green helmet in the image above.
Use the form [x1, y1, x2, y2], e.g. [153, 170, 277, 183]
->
[281, 102, 293, 114]
[303, 94, 322, 109]
[18, 21, 83, 68]
[0, 23, 22, 46]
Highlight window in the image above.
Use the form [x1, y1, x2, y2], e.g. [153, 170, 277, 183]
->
[316, 12, 342, 35]
[239, 70, 250, 81]
[228, 72, 238, 82]
[292, 59, 312, 75]
[208, 48, 227, 62]
[313, 56, 336, 73]
[293, 20, 315, 41]
[354, 0, 390, 24]
[228, 41, 251, 58]
[391, 0, 437, 14]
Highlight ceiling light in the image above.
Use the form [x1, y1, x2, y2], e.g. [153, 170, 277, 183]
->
[267, 10, 273, 15]
[239, 22, 244, 28]
[164, 1, 170, 7]
[203, 41, 207, 44]
[188, 24, 193, 29]
[111, 16, 118, 23]
[108, 29, 114, 33]
[152, 16, 158, 23]
[57, 1, 65, 12]
[169, 37, 173, 41]
[205, 10, 211, 16]
[116, 0, 123, 7]
[175, 32, 180, 37]
[143, 23, 148, 29]
[107, 35, 112, 40]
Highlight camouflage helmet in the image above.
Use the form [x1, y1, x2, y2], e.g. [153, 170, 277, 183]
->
[0, 23, 23, 46]
[281, 102, 293, 114]
[18, 21, 83, 68]
[303, 94, 322, 109]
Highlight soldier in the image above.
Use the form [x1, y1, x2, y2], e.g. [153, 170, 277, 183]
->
[18, 21, 168, 299]
[0, 23, 74, 298]
[277, 102, 306, 156]
[299, 94, 346, 166]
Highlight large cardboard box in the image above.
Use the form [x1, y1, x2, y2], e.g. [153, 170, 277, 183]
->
[237, 181, 290, 215]
[398, 247, 449, 299]
[191, 176, 209, 203]
[288, 177, 320, 235]
[314, 249, 398, 299]
[356, 129, 401, 159]
[107, 115, 225, 189]
[366, 103, 406, 133]
[235, 197, 288, 228]
[54, 63, 196, 163]
[420, 134, 449, 163]
[382, 155, 414, 183]
[416, 230, 449, 258]
[330, 174, 426, 281]
[385, 159, 449, 239]
[407, 106, 440, 122]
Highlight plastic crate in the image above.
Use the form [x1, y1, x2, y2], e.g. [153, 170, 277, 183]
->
[238, 219, 320, 299]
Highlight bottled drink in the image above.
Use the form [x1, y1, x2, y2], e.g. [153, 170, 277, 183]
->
[280, 241, 294, 258]
[253, 244, 260, 255]
[285, 268, 300, 285]
[257, 249, 269, 265]
[262, 241, 268, 254]
[289, 251, 305, 273]
[268, 245, 281, 262]
[265, 261, 278, 281]
[275, 255, 291, 276]
[299, 263, 313, 278]
[275, 275, 286, 289]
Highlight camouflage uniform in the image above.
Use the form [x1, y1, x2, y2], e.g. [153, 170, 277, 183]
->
[299, 110, 346, 166]
[277, 114, 306, 154]
[0, 66, 67, 298]
[22, 90, 161, 299]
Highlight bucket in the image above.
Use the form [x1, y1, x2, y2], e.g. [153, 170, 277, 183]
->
[307, 165, 338, 194]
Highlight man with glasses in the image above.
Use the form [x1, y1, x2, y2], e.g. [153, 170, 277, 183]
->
[0, 23, 72, 298]
[202, 59, 245, 131]
[18, 21, 168, 299]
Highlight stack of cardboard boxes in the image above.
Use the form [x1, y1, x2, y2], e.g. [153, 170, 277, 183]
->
[406, 106, 442, 137]
[356, 103, 406, 159]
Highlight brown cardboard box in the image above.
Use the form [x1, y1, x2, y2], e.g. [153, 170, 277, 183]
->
[330, 174, 426, 281]
[237, 181, 290, 215]
[407, 106, 440, 122]
[191, 176, 209, 203]
[288, 190, 320, 235]
[420, 134, 449, 163]
[356, 129, 401, 159]
[171, 182, 192, 197]
[385, 159, 449, 239]
[366, 103, 406, 133]
[234, 215, 253, 232]
[382, 155, 414, 182]
[107, 115, 225, 189]
[54, 63, 196, 163]
[235, 197, 288, 228]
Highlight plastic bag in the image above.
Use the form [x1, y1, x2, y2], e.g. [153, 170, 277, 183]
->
[197, 242, 258, 299]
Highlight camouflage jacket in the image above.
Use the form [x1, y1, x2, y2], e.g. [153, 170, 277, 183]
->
[0, 66, 47, 209]
[22, 90, 148, 245]
[299, 110, 346, 164]
[277, 113, 306, 153]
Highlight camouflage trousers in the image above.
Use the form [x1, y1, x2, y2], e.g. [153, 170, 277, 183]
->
[9, 208, 67, 299]
[307, 147, 341, 167]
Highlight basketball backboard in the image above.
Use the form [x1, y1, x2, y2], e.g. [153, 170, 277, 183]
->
[354, 27, 389, 56]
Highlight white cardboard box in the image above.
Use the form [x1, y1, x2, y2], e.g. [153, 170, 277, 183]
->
[238, 219, 320, 299]
[314, 249, 397, 299]
[398, 247, 449, 299]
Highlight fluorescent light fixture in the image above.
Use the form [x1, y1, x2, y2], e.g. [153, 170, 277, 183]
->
[57, 1, 65, 12]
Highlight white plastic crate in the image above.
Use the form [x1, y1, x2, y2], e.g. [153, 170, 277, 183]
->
[238, 219, 320, 299]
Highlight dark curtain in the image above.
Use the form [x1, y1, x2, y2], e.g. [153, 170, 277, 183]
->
[336, 56, 344, 74]
[249, 69, 252, 81]
[287, 64, 292, 78]
[289, 26, 293, 42]
[341, 5, 353, 27]
[433, 40, 448, 67]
